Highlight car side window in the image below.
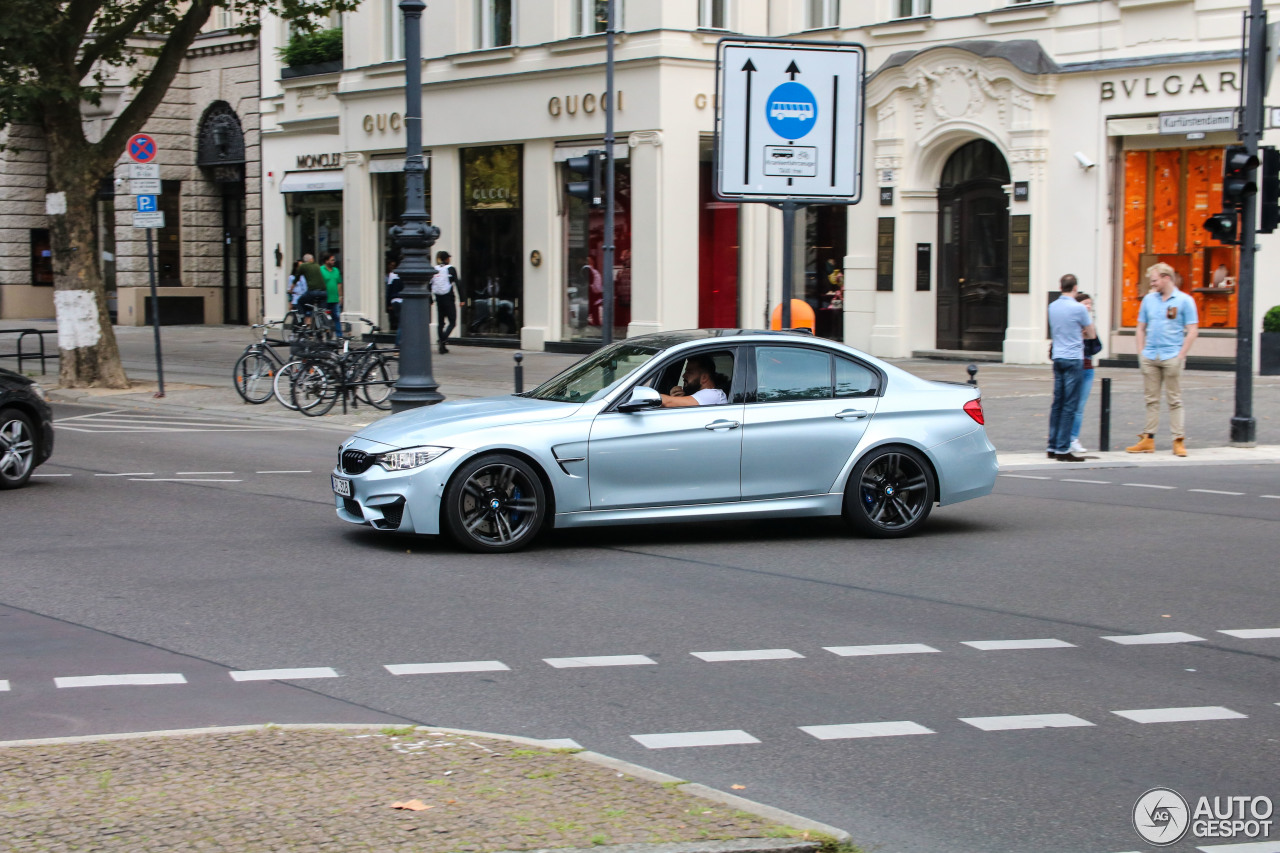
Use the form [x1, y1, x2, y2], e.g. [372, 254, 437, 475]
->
[835, 357, 879, 397]
[754, 347, 832, 403]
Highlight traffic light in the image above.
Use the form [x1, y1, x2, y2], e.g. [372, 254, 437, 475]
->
[1259, 146, 1280, 234]
[1204, 145, 1260, 245]
[565, 149, 603, 207]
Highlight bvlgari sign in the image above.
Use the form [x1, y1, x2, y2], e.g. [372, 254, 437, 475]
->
[1100, 71, 1240, 101]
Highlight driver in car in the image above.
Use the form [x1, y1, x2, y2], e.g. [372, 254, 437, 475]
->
[660, 356, 728, 408]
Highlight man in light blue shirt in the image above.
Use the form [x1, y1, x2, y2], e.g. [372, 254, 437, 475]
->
[1047, 274, 1097, 461]
[1127, 262, 1199, 456]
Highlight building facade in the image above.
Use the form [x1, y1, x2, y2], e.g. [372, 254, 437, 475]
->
[0, 16, 261, 327]
[258, 0, 1278, 366]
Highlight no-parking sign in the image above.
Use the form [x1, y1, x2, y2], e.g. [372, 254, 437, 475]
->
[715, 38, 865, 203]
[127, 133, 158, 164]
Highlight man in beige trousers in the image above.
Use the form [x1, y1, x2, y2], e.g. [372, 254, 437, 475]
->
[1127, 262, 1199, 456]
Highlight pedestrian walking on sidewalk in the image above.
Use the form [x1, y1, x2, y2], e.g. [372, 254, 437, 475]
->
[287, 259, 308, 310]
[1068, 292, 1102, 454]
[1127, 262, 1199, 457]
[1047, 274, 1098, 462]
[321, 254, 344, 339]
[296, 253, 328, 327]
[431, 251, 460, 354]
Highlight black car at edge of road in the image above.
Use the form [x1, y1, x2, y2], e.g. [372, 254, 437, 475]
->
[0, 365, 54, 489]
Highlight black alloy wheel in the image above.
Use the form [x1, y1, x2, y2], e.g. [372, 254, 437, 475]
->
[845, 446, 935, 538]
[443, 453, 547, 553]
[0, 407, 37, 489]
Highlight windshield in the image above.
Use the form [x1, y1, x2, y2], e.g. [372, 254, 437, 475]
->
[526, 342, 659, 403]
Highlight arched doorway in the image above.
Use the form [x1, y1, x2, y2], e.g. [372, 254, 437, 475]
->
[197, 103, 247, 325]
[936, 139, 1010, 351]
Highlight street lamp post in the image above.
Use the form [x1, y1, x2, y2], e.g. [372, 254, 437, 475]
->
[389, 0, 443, 412]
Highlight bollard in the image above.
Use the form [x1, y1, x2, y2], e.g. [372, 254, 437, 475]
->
[513, 351, 524, 394]
[1099, 376, 1112, 452]
[966, 363, 978, 386]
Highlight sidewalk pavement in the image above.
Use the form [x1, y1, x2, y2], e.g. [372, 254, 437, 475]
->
[0, 724, 853, 853]
[6, 320, 1278, 452]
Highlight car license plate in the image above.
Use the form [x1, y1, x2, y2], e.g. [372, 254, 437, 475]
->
[331, 475, 352, 497]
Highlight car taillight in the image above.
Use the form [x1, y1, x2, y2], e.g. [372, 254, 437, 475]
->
[963, 398, 984, 425]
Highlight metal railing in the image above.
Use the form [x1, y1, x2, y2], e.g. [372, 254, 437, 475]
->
[0, 329, 56, 374]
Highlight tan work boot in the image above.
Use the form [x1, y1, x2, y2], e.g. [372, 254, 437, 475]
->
[1172, 437, 1187, 457]
[1127, 433, 1155, 453]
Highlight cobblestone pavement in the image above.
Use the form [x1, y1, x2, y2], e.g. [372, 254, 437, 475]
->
[0, 727, 828, 853]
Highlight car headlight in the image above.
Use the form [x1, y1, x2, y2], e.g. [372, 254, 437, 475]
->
[374, 446, 449, 471]
[29, 382, 47, 402]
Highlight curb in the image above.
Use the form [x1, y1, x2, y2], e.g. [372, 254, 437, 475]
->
[0, 722, 851, 848]
[47, 388, 362, 433]
[998, 445, 1280, 472]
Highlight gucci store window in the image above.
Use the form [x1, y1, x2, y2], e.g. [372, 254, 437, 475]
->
[561, 153, 631, 343]
[460, 144, 523, 339]
[287, 191, 344, 267]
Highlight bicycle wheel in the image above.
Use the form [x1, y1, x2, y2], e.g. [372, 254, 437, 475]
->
[273, 360, 306, 410]
[292, 360, 340, 417]
[233, 350, 277, 404]
[359, 355, 398, 410]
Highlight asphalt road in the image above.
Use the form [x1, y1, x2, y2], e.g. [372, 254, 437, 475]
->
[2, 402, 1278, 853]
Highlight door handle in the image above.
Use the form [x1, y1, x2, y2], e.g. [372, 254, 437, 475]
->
[704, 420, 741, 431]
[835, 409, 869, 420]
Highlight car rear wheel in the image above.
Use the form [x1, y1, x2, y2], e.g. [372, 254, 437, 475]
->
[0, 407, 37, 490]
[844, 446, 934, 538]
[443, 453, 546, 553]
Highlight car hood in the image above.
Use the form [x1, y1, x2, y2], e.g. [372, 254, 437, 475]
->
[351, 395, 581, 448]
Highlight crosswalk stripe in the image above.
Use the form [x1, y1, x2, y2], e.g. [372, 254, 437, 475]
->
[55, 673, 187, 688]
[631, 730, 760, 749]
[960, 714, 1094, 731]
[1112, 706, 1246, 724]
[691, 649, 803, 662]
[544, 655, 656, 668]
[962, 638, 1076, 651]
[800, 721, 934, 740]
[385, 661, 510, 675]
[1219, 628, 1280, 639]
[1102, 632, 1205, 645]
[229, 667, 339, 681]
[824, 643, 940, 657]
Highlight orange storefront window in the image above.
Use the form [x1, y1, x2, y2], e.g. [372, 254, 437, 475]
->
[1121, 148, 1239, 329]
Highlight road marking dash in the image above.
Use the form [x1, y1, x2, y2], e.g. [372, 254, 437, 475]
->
[960, 713, 1094, 731]
[1197, 841, 1280, 852]
[229, 667, 339, 682]
[799, 721, 934, 740]
[1262, 495, 1280, 500]
[631, 730, 760, 749]
[544, 655, 656, 668]
[1000, 474, 1052, 480]
[1102, 632, 1206, 645]
[1219, 628, 1280, 639]
[175, 471, 234, 475]
[824, 644, 940, 657]
[1112, 706, 1245, 724]
[962, 639, 1076, 651]
[539, 738, 583, 750]
[385, 661, 510, 675]
[1062, 478, 1111, 484]
[130, 478, 243, 483]
[1188, 489, 1245, 496]
[94, 472, 153, 477]
[55, 673, 187, 688]
[257, 470, 312, 474]
[31, 473, 72, 478]
[691, 649, 803, 662]
[1121, 483, 1177, 490]
[0, 680, 9, 691]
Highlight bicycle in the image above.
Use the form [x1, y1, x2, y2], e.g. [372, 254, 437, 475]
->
[270, 305, 343, 410]
[232, 321, 292, 404]
[288, 319, 399, 417]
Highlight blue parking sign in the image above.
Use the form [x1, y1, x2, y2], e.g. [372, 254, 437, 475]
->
[136, 195, 157, 212]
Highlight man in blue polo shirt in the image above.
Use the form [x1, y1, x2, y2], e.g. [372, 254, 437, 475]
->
[1127, 262, 1199, 456]
[1047, 273, 1097, 461]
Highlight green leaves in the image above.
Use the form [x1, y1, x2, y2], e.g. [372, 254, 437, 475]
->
[278, 26, 343, 67]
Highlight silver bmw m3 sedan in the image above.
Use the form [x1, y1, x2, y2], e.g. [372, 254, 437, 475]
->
[332, 330, 997, 552]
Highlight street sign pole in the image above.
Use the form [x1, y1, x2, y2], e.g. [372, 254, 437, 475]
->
[145, 228, 165, 397]
[1233, 0, 1265, 445]
[780, 199, 797, 329]
[602, 0, 616, 347]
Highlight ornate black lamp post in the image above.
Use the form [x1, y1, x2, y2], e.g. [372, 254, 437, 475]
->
[389, 0, 443, 412]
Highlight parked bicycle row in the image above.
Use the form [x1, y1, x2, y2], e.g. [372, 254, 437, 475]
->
[232, 309, 398, 417]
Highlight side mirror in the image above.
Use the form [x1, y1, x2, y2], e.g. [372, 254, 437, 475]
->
[618, 386, 662, 412]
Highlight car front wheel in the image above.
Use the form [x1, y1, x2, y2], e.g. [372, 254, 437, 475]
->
[844, 446, 935, 538]
[442, 453, 547, 553]
[0, 407, 38, 490]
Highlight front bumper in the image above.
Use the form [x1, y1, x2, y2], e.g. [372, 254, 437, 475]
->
[332, 449, 454, 535]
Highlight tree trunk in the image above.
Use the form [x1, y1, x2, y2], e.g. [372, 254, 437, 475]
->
[45, 137, 129, 389]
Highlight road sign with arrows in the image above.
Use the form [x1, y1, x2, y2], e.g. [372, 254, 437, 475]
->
[715, 38, 866, 203]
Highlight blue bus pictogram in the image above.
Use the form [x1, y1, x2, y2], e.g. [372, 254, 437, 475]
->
[765, 82, 818, 141]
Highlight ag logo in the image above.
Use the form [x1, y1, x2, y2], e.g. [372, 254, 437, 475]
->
[1134, 787, 1190, 846]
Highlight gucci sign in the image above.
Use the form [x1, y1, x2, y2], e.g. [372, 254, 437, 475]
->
[362, 112, 403, 133]
[548, 91, 624, 117]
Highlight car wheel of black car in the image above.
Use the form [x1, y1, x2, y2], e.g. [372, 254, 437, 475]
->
[844, 445, 935, 538]
[443, 453, 547, 553]
[0, 407, 37, 490]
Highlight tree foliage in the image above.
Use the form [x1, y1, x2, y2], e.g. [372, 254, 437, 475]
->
[279, 27, 344, 67]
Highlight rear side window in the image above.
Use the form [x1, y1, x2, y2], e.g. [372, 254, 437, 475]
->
[755, 347, 832, 402]
[835, 357, 879, 397]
